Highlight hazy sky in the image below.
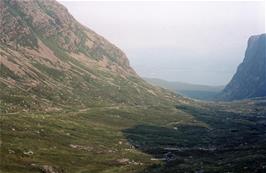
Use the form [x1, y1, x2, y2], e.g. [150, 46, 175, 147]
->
[61, 1, 265, 85]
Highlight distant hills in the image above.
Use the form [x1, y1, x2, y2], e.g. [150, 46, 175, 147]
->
[218, 34, 266, 101]
[144, 78, 224, 100]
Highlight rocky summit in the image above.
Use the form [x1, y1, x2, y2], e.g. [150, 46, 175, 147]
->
[218, 34, 266, 101]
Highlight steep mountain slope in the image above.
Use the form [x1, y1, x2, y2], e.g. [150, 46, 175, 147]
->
[0, 0, 177, 113]
[218, 34, 266, 101]
[145, 78, 224, 100]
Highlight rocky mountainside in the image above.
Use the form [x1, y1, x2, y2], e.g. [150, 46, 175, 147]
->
[0, 0, 177, 112]
[218, 34, 266, 101]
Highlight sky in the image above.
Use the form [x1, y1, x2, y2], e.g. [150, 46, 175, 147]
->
[60, 1, 265, 85]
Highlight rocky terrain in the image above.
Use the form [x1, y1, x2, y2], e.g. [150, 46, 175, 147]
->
[0, 0, 177, 113]
[218, 34, 266, 101]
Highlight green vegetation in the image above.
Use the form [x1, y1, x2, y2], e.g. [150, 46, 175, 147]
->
[1, 100, 266, 173]
[0, 106, 186, 173]
[31, 62, 65, 81]
[0, 65, 20, 81]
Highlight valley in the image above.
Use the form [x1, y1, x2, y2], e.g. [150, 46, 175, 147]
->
[0, 0, 266, 173]
[1, 98, 266, 173]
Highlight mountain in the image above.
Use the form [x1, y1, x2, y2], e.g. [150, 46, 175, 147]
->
[1, 1, 266, 173]
[0, 0, 178, 113]
[218, 34, 266, 101]
[145, 78, 224, 100]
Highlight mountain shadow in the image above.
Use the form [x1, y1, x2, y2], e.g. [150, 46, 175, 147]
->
[122, 104, 266, 173]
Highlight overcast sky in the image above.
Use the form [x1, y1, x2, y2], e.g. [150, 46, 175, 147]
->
[61, 1, 265, 85]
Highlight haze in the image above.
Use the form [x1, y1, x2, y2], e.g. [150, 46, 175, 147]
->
[61, 1, 265, 85]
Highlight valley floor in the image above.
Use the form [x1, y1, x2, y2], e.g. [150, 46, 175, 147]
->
[1, 99, 266, 173]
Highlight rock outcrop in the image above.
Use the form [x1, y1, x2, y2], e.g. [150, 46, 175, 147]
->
[218, 34, 266, 101]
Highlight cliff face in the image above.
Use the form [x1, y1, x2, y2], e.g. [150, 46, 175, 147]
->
[218, 34, 266, 101]
[0, 0, 177, 112]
